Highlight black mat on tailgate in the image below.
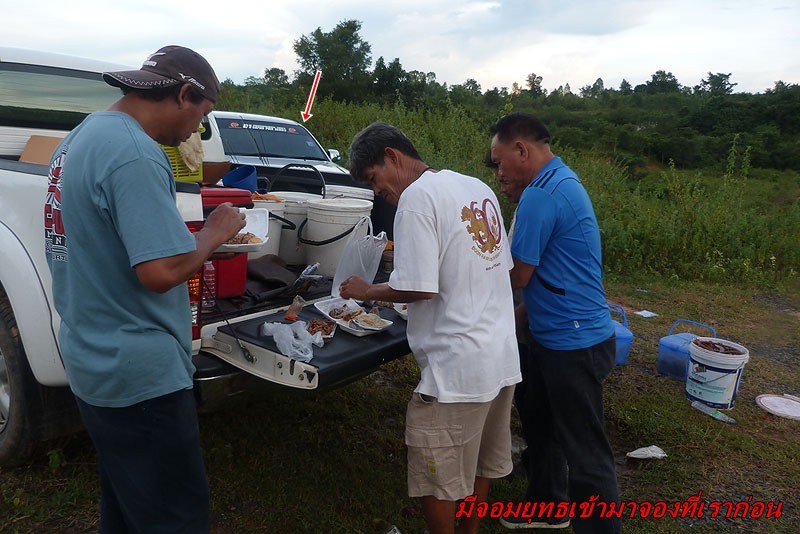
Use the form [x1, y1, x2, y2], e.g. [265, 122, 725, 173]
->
[215, 304, 410, 389]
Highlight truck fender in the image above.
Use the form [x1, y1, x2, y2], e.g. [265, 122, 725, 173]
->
[0, 223, 66, 386]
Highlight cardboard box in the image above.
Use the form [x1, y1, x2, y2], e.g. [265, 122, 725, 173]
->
[19, 135, 64, 164]
[202, 162, 231, 185]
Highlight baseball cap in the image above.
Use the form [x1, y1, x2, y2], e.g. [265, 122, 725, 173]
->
[103, 45, 220, 102]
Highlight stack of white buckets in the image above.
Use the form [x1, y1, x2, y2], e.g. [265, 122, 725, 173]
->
[250, 185, 374, 278]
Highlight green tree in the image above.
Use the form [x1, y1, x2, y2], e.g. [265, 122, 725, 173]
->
[483, 86, 509, 108]
[695, 72, 737, 95]
[449, 79, 483, 110]
[263, 67, 289, 86]
[646, 70, 682, 93]
[765, 81, 800, 133]
[526, 72, 545, 95]
[373, 57, 406, 103]
[580, 78, 605, 98]
[293, 19, 373, 102]
[215, 79, 272, 112]
[462, 78, 482, 95]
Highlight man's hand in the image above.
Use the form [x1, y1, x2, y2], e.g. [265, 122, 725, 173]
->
[203, 202, 246, 246]
[339, 275, 371, 301]
[135, 203, 245, 293]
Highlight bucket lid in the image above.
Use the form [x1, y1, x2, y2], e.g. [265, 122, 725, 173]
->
[756, 394, 800, 420]
[270, 191, 322, 206]
[325, 184, 375, 201]
[308, 197, 373, 213]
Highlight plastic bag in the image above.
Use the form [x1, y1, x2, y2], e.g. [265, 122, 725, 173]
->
[259, 321, 323, 362]
[331, 216, 388, 298]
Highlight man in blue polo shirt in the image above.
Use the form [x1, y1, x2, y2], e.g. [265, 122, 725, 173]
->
[489, 113, 620, 533]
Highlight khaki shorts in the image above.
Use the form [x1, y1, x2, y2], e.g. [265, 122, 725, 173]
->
[405, 385, 515, 501]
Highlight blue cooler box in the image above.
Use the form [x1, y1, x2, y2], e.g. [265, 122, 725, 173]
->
[657, 319, 717, 381]
[609, 304, 633, 365]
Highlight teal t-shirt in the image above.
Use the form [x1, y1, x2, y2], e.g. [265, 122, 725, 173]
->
[45, 112, 198, 407]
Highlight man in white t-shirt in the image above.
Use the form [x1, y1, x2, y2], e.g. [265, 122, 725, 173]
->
[339, 122, 521, 534]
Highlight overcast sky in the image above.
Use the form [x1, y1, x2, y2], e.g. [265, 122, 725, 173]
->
[4, 0, 798, 95]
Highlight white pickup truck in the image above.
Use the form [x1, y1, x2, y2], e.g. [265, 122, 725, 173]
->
[0, 47, 408, 467]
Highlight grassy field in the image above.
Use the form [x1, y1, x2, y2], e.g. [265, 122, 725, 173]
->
[1, 277, 798, 533]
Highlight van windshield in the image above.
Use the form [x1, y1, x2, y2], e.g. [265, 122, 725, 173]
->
[0, 63, 119, 130]
[214, 117, 328, 161]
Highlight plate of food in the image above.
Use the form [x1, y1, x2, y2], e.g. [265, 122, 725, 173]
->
[393, 303, 408, 320]
[215, 208, 269, 252]
[315, 298, 388, 336]
[314, 298, 366, 323]
[351, 312, 393, 331]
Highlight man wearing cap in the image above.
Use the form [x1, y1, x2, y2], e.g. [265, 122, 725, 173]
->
[44, 45, 243, 533]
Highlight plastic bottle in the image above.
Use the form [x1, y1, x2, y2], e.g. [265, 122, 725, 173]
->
[691, 400, 736, 424]
[202, 261, 216, 311]
[284, 294, 306, 321]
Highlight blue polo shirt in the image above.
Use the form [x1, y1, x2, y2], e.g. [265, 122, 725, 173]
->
[511, 157, 613, 350]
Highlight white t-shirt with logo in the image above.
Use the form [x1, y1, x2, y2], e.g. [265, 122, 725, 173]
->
[388, 170, 521, 403]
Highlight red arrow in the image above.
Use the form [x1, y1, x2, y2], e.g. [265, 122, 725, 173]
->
[301, 70, 322, 122]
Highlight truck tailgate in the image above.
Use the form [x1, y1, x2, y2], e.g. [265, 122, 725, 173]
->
[203, 303, 410, 391]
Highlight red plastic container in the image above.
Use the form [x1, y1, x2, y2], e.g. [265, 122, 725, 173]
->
[200, 186, 253, 216]
[200, 186, 252, 298]
[212, 254, 247, 298]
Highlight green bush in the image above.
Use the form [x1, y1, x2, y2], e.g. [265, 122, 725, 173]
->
[224, 99, 799, 286]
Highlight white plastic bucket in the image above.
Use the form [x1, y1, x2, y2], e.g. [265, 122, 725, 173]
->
[686, 337, 749, 409]
[249, 200, 284, 260]
[302, 198, 374, 277]
[271, 191, 322, 265]
[325, 184, 375, 203]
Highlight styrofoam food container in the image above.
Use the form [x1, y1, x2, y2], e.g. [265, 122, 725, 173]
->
[216, 208, 269, 252]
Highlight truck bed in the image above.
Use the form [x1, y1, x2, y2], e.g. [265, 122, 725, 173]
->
[213, 300, 409, 390]
[194, 270, 411, 398]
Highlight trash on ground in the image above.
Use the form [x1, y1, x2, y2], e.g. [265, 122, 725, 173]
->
[626, 445, 667, 459]
[691, 400, 736, 424]
[634, 310, 658, 318]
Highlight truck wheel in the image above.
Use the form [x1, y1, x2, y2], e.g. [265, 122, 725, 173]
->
[0, 296, 81, 467]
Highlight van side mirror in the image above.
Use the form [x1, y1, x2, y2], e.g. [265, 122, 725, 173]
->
[328, 149, 341, 162]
